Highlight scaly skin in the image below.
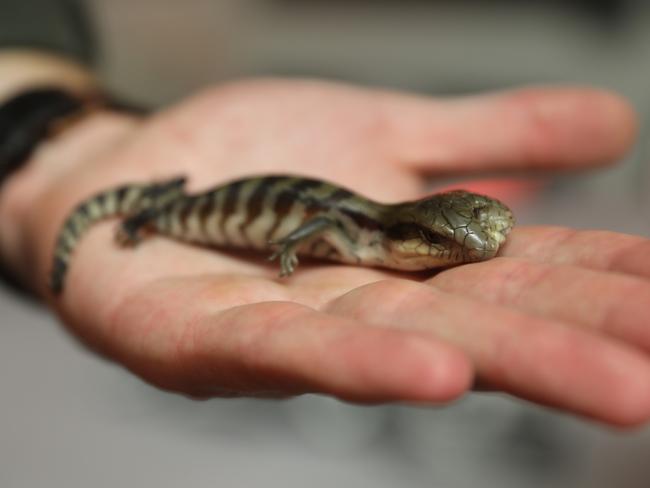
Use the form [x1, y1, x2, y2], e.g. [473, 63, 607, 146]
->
[49, 175, 514, 294]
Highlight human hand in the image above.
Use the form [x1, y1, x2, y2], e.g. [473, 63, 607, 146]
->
[3, 79, 647, 426]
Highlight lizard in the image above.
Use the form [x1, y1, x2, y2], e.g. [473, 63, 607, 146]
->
[49, 175, 515, 294]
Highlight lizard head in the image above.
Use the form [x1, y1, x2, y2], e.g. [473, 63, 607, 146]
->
[383, 190, 515, 269]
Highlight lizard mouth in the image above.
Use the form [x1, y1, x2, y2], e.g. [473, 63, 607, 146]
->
[388, 238, 466, 269]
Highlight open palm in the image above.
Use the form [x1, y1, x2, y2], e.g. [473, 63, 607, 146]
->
[23, 79, 650, 426]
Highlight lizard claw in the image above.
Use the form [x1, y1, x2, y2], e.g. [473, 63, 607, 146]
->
[279, 252, 299, 277]
[268, 239, 298, 276]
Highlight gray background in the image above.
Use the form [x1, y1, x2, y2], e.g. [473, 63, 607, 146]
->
[3, 1, 650, 487]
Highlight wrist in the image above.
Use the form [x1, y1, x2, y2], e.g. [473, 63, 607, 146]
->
[0, 110, 140, 293]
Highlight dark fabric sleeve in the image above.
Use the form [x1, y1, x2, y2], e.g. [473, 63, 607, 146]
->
[0, 0, 96, 64]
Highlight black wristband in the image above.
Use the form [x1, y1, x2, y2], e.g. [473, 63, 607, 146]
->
[0, 88, 87, 183]
[0, 87, 149, 187]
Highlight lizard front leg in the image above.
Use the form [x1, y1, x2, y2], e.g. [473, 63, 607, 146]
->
[268, 217, 347, 276]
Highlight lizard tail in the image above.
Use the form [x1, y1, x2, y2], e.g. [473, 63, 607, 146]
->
[49, 176, 186, 294]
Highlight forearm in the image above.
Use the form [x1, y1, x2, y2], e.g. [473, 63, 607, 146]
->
[0, 49, 97, 100]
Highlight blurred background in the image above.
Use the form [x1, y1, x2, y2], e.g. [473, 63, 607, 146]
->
[2, 1, 650, 487]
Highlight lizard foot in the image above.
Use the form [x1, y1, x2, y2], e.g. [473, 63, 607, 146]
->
[115, 220, 143, 247]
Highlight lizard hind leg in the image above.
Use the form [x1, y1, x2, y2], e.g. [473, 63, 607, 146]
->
[115, 207, 160, 247]
[115, 177, 188, 247]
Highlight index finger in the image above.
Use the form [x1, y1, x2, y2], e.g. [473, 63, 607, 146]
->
[502, 226, 650, 279]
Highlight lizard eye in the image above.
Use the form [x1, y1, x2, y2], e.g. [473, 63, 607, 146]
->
[472, 206, 486, 220]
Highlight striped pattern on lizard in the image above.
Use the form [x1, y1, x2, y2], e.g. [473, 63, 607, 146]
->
[49, 175, 515, 294]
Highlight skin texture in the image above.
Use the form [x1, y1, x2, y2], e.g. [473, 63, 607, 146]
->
[0, 78, 647, 427]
